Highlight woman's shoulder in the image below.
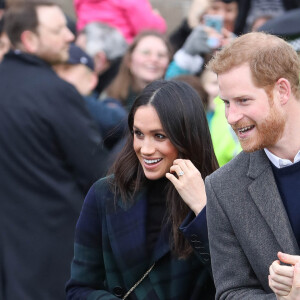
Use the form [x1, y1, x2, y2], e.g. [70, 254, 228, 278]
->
[92, 176, 117, 206]
[93, 174, 114, 190]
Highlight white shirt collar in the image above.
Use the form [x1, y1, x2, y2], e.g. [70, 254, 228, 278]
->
[264, 148, 300, 168]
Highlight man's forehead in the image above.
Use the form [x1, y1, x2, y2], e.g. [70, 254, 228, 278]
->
[36, 5, 65, 27]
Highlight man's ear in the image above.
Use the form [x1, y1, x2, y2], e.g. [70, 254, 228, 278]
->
[89, 71, 99, 92]
[275, 78, 291, 105]
[20, 30, 39, 53]
[93, 51, 109, 75]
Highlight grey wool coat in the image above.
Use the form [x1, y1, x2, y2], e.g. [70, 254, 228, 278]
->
[206, 150, 300, 300]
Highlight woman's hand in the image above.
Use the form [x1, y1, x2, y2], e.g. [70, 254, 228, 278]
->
[165, 159, 206, 216]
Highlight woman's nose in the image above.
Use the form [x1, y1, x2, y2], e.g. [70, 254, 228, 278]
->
[140, 139, 155, 155]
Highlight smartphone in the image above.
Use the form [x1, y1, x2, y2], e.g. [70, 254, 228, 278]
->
[203, 15, 223, 33]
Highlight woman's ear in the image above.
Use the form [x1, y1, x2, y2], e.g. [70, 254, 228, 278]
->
[275, 78, 291, 106]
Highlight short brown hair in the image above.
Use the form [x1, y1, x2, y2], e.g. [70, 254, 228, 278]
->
[208, 32, 300, 98]
[4, 1, 57, 48]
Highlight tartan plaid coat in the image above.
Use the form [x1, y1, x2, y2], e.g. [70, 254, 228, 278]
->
[66, 177, 215, 300]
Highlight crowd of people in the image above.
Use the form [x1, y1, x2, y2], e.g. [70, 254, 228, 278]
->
[0, 0, 300, 299]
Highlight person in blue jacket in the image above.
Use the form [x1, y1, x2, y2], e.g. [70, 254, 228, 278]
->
[66, 80, 218, 299]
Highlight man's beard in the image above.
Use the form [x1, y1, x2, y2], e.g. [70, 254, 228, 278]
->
[232, 100, 286, 152]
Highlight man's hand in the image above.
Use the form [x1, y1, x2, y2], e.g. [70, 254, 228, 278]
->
[269, 252, 300, 299]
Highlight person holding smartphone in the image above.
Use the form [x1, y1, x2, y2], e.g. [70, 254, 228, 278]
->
[166, 0, 239, 80]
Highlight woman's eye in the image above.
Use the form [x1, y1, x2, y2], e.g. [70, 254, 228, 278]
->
[133, 130, 143, 137]
[158, 53, 168, 59]
[140, 50, 150, 56]
[156, 133, 166, 139]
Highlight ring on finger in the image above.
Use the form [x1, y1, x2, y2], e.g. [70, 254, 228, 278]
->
[178, 170, 184, 176]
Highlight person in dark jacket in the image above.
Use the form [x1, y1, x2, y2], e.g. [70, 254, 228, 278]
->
[234, 0, 300, 34]
[53, 43, 127, 151]
[66, 80, 218, 299]
[0, 1, 108, 299]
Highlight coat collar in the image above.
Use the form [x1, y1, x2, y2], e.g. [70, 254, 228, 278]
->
[5, 50, 51, 69]
[247, 150, 299, 254]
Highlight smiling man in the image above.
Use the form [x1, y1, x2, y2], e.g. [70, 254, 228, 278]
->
[205, 32, 300, 299]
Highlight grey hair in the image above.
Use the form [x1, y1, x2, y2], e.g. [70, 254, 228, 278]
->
[83, 22, 128, 61]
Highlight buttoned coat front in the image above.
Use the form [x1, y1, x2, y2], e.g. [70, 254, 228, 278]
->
[66, 178, 215, 299]
[206, 150, 300, 300]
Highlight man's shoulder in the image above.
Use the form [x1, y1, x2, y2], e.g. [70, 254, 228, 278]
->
[207, 149, 270, 187]
[3, 51, 78, 93]
[207, 151, 251, 187]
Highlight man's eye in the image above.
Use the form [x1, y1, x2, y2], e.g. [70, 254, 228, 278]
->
[240, 98, 249, 103]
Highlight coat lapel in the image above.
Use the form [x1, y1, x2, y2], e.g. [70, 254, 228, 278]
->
[247, 150, 299, 254]
[106, 189, 149, 279]
[151, 223, 171, 262]
[105, 187, 172, 289]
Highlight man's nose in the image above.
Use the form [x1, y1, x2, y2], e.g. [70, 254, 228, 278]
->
[226, 104, 243, 125]
[64, 27, 75, 42]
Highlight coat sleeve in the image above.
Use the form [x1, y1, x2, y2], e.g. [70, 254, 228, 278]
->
[179, 209, 211, 268]
[205, 176, 276, 300]
[66, 183, 120, 300]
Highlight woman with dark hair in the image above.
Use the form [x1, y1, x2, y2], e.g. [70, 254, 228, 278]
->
[66, 80, 218, 300]
[105, 31, 172, 112]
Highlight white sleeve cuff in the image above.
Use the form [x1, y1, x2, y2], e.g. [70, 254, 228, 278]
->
[173, 49, 204, 74]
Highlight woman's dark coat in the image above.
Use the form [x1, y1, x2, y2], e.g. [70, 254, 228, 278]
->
[66, 178, 215, 299]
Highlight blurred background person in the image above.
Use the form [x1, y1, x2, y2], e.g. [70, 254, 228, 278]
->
[236, 0, 300, 34]
[201, 69, 242, 167]
[166, 0, 238, 80]
[0, 0, 9, 62]
[74, 0, 167, 43]
[0, 17, 9, 62]
[75, 21, 128, 96]
[173, 71, 241, 167]
[53, 43, 127, 152]
[173, 74, 209, 111]
[257, 7, 300, 53]
[0, 0, 5, 19]
[169, 0, 239, 53]
[0, 2, 109, 299]
[105, 30, 172, 112]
